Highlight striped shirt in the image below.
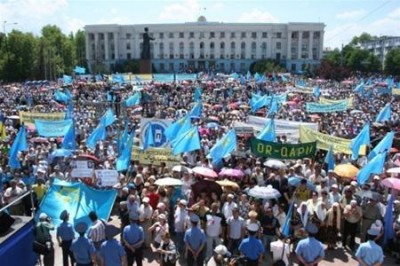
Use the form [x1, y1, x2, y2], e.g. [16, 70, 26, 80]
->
[88, 220, 106, 243]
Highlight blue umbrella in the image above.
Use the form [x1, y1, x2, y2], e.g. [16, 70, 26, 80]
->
[206, 122, 219, 128]
[288, 177, 316, 191]
[51, 149, 73, 158]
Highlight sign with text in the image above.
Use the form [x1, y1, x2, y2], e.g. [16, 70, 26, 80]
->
[306, 101, 348, 113]
[131, 146, 181, 167]
[71, 160, 94, 178]
[250, 138, 317, 159]
[95, 170, 119, 187]
[19, 111, 66, 125]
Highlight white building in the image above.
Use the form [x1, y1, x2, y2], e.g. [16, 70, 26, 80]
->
[359, 36, 400, 67]
[84, 16, 325, 73]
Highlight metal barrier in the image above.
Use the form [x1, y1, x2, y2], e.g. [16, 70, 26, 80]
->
[0, 189, 36, 217]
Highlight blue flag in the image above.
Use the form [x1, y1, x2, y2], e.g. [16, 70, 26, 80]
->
[376, 103, 391, 123]
[95, 74, 103, 81]
[282, 201, 294, 237]
[8, 125, 28, 169]
[246, 71, 252, 80]
[116, 133, 134, 171]
[86, 121, 106, 150]
[189, 102, 202, 117]
[313, 87, 321, 97]
[118, 123, 129, 154]
[251, 95, 268, 112]
[357, 152, 386, 185]
[256, 119, 276, 142]
[73, 66, 86, 74]
[207, 129, 237, 164]
[100, 109, 116, 127]
[164, 115, 191, 142]
[171, 127, 201, 155]
[125, 92, 141, 107]
[350, 123, 370, 160]
[135, 75, 142, 83]
[324, 146, 335, 171]
[194, 87, 202, 102]
[112, 74, 124, 85]
[281, 74, 288, 82]
[35, 119, 73, 137]
[354, 83, 364, 93]
[142, 123, 155, 151]
[55, 90, 71, 103]
[368, 132, 394, 160]
[254, 72, 260, 81]
[384, 193, 395, 245]
[38, 179, 116, 228]
[65, 102, 74, 120]
[63, 75, 73, 85]
[267, 98, 278, 117]
[62, 123, 76, 150]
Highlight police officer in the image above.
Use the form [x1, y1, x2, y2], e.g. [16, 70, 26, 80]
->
[70, 222, 97, 266]
[355, 224, 384, 266]
[184, 214, 206, 266]
[238, 223, 264, 266]
[56, 210, 75, 266]
[122, 213, 144, 266]
[100, 224, 127, 266]
[35, 212, 55, 266]
[295, 223, 325, 266]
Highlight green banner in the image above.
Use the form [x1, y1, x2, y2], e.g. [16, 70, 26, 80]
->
[250, 138, 317, 159]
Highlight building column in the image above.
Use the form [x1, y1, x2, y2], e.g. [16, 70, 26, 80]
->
[308, 31, 313, 60]
[104, 32, 109, 61]
[267, 34, 273, 59]
[114, 32, 119, 61]
[297, 31, 302, 60]
[85, 32, 90, 60]
[287, 31, 292, 60]
[94, 33, 99, 61]
[319, 31, 324, 59]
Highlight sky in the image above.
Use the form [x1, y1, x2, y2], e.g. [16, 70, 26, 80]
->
[0, 0, 399, 49]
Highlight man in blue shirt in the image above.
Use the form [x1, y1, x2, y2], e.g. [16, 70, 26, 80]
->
[122, 213, 144, 266]
[100, 224, 127, 266]
[238, 223, 264, 266]
[56, 210, 75, 266]
[355, 225, 384, 266]
[184, 214, 206, 266]
[295, 223, 325, 266]
[70, 222, 96, 266]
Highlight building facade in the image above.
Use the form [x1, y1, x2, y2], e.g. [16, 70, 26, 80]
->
[84, 17, 325, 73]
[359, 36, 400, 68]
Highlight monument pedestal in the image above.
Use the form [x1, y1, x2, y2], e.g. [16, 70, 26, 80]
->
[139, 59, 152, 74]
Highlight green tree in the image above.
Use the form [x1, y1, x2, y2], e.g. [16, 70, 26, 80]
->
[74, 30, 87, 68]
[349, 33, 377, 46]
[249, 59, 285, 74]
[384, 48, 400, 76]
[346, 48, 381, 73]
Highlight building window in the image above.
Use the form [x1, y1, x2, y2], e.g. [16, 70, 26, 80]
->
[240, 42, 246, 59]
[126, 33, 131, 39]
[261, 42, 267, 58]
[241, 32, 246, 38]
[220, 32, 225, 38]
[126, 43, 131, 50]
[179, 42, 184, 58]
[160, 63, 165, 71]
[291, 32, 298, 38]
[231, 32, 236, 38]
[276, 42, 281, 49]
[168, 33, 174, 38]
[99, 33, 104, 40]
[210, 32, 215, 38]
[169, 63, 174, 71]
[200, 41, 205, 58]
[200, 32, 205, 38]
[159, 33, 164, 39]
[210, 42, 214, 49]
[303, 32, 309, 39]
[231, 42, 236, 49]
[276, 32, 282, 38]
[127, 53, 131, 59]
[139, 33, 144, 39]
[262, 32, 267, 38]
[251, 32, 257, 38]
[169, 42, 174, 59]
[189, 32, 194, 38]
[89, 34, 94, 40]
[179, 32, 184, 38]
[314, 32, 320, 38]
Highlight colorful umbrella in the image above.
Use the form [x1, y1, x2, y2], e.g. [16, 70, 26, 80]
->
[288, 177, 316, 190]
[51, 149, 74, 158]
[334, 164, 359, 179]
[264, 159, 287, 169]
[155, 177, 183, 186]
[381, 177, 400, 190]
[219, 168, 245, 179]
[172, 165, 192, 174]
[192, 166, 218, 178]
[387, 167, 400, 174]
[191, 179, 222, 197]
[216, 179, 240, 189]
[248, 185, 281, 199]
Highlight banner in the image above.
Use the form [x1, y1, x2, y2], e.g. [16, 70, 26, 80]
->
[306, 101, 348, 113]
[131, 146, 181, 167]
[95, 170, 119, 187]
[299, 125, 366, 155]
[392, 88, 400, 96]
[153, 74, 174, 82]
[319, 97, 354, 108]
[35, 119, 72, 137]
[19, 111, 66, 125]
[250, 138, 317, 159]
[38, 179, 116, 228]
[70, 160, 94, 178]
[175, 73, 198, 81]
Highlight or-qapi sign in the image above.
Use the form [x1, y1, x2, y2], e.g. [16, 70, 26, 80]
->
[250, 138, 317, 159]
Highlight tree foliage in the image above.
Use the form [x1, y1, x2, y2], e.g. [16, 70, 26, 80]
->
[249, 59, 285, 74]
[0, 25, 86, 82]
[384, 48, 400, 76]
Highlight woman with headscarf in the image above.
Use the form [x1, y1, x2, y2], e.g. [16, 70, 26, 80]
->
[325, 203, 341, 249]
[315, 201, 328, 241]
[306, 191, 320, 217]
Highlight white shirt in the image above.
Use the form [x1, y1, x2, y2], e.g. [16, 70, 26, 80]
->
[222, 201, 237, 219]
[139, 204, 153, 221]
[270, 240, 290, 265]
[226, 216, 245, 239]
[205, 213, 223, 237]
[174, 207, 188, 233]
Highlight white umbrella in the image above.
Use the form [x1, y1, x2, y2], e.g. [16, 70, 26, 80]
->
[172, 165, 192, 174]
[154, 177, 183, 186]
[387, 167, 400, 174]
[264, 159, 287, 169]
[248, 185, 281, 199]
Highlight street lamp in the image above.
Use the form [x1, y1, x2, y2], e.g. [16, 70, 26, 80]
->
[3, 21, 18, 78]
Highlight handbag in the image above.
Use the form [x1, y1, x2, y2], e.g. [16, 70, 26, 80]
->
[32, 223, 52, 255]
[273, 241, 287, 266]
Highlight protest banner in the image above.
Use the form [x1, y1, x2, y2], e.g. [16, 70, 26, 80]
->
[319, 97, 354, 108]
[35, 119, 72, 137]
[19, 111, 66, 125]
[175, 73, 198, 81]
[95, 170, 119, 187]
[299, 125, 366, 155]
[131, 146, 181, 167]
[306, 101, 348, 113]
[71, 160, 94, 178]
[153, 74, 175, 82]
[250, 138, 316, 159]
[392, 88, 400, 96]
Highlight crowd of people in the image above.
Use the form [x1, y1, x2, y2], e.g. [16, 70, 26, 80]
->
[0, 73, 399, 266]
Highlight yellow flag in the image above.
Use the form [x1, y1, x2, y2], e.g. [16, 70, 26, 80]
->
[0, 122, 6, 140]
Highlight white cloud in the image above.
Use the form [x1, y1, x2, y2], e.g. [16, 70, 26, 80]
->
[159, 0, 200, 22]
[237, 9, 278, 23]
[211, 2, 224, 10]
[336, 9, 366, 20]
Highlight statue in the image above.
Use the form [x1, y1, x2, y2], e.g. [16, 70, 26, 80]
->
[141, 27, 155, 60]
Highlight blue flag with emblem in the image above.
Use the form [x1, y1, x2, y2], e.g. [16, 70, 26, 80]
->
[142, 122, 155, 151]
[324, 146, 335, 171]
[62, 123, 76, 150]
[207, 129, 237, 164]
[350, 123, 370, 160]
[375, 103, 391, 123]
[357, 152, 386, 185]
[125, 92, 141, 107]
[282, 201, 294, 237]
[256, 119, 276, 142]
[38, 179, 117, 228]
[8, 125, 28, 169]
[116, 133, 134, 171]
[171, 126, 201, 155]
[194, 87, 202, 102]
[164, 115, 191, 142]
[189, 102, 202, 117]
[368, 132, 394, 160]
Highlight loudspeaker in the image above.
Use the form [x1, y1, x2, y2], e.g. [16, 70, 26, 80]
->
[0, 211, 15, 234]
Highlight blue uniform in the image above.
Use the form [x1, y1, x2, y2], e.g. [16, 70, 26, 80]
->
[295, 237, 325, 264]
[184, 226, 206, 251]
[70, 236, 96, 265]
[57, 221, 75, 241]
[100, 239, 126, 266]
[355, 240, 384, 266]
[123, 223, 144, 245]
[239, 236, 264, 260]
